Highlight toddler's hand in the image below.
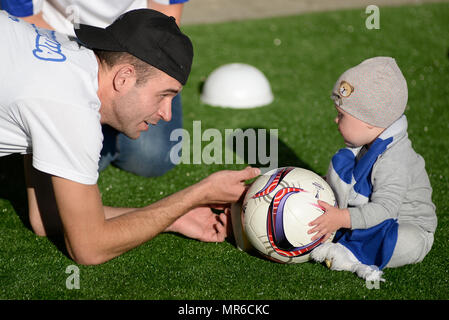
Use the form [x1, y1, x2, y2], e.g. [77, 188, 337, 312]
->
[308, 200, 351, 242]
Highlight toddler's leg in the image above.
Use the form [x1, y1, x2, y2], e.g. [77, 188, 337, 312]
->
[385, 223, 434, 268]
[311, 242, 385, 282]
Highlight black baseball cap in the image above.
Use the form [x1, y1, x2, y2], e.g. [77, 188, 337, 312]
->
[74, 9, 193, 85]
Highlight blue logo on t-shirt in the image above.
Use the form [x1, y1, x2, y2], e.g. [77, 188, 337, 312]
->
[32, 24, 66, 62]
[7, 14, 20, 22]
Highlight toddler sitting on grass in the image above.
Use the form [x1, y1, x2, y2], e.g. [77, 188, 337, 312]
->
[309, 57, 437, 282]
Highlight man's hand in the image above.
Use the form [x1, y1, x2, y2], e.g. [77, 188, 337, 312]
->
[164, 166, 260, 243]
[199, 166, 261, 206]
[166, 206, 230, 242]
[308, 200, 351, 242]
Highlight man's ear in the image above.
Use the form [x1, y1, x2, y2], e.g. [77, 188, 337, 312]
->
[112, 64, 137, 92]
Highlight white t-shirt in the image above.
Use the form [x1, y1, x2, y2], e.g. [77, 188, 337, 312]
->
[0, 0, 189, 36]
[0, 10, 102, 184]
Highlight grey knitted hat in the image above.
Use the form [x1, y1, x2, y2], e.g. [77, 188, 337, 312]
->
[331, 57, 408, 128]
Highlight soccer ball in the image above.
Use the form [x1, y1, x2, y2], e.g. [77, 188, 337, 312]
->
[241, 167, 336, 264]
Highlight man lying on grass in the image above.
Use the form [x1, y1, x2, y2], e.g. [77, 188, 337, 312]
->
[0, 9, 260, 265]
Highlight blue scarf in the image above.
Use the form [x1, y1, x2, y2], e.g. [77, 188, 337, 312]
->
[327, 116, 408, 269]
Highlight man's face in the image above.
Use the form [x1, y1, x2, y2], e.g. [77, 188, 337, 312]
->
[111, 70, 182, 139]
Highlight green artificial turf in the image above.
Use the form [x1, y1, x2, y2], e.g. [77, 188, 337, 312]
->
[1, 2, 449, 300]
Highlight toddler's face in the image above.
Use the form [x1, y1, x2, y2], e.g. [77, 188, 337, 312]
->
[334, 106, 384, 148]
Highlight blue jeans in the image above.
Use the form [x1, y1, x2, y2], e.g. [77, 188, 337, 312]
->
[98, 94, 182, 177]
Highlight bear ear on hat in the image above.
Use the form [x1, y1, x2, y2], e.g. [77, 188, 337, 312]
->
[338, 81, 354, 98]
[331, 93, 342, 107]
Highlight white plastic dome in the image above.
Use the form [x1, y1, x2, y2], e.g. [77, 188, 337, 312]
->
[200, 63, 274, 108]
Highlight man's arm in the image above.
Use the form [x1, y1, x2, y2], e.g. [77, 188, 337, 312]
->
[51, 176, 198, 265]
[25, 154, 231, 244]
[49, 167, 258, 265]
[4, 0, 184, 29]
[0, 0, 53, 28]
[22, 11, 53, 29]
[24, 154, 62, 236]
[148, 0, 184, 25]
